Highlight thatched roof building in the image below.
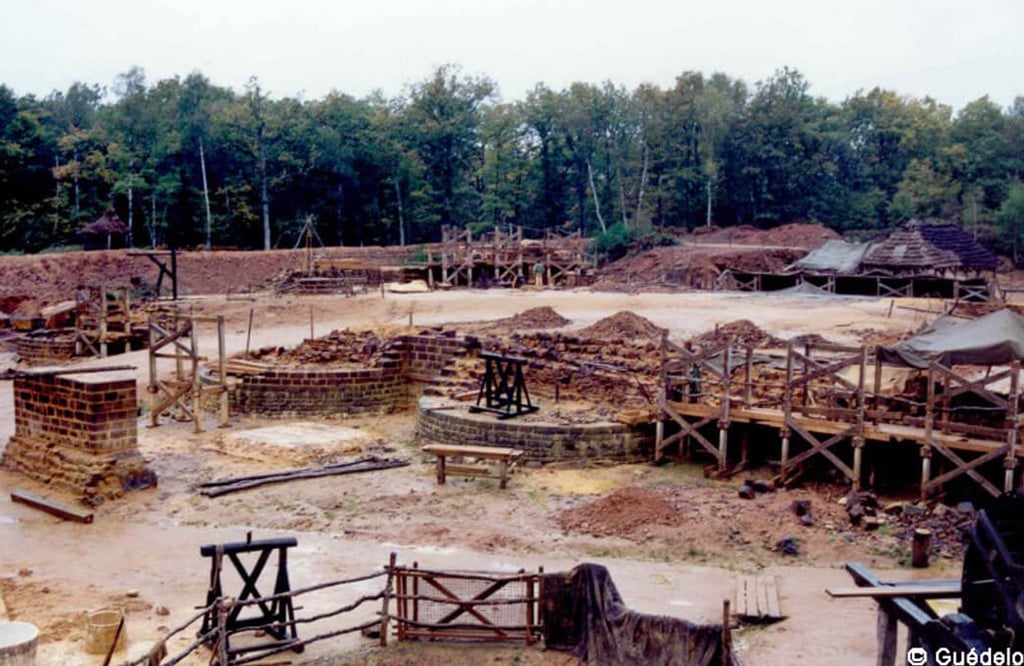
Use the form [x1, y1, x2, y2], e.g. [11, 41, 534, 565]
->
[78, 209, 128, 250]
[859, 219, 997, 276]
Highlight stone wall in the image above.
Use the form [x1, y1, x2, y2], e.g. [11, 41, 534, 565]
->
[231, 333, 469, 417]
[15, 335, 76, 367]
[398, 334, 468, 381]
[1, 370, 155, 504]
[230, 357, 407, 417]
[416, 397, 654, 463]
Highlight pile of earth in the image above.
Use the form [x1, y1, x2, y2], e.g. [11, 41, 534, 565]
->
[577, 311, 666, 342]
[556, 487, 680, 538]
[502, 307, 572, 329]
[248, 329, 393, 367]
[696, 223, 840, 248]
[686, 319, 785, 349]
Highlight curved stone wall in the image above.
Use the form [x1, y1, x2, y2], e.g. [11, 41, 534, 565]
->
[230, 358, 407, 417]
[415, 397, 654, 463]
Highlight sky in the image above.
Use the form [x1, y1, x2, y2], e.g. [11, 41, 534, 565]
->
[1, 0, 1021, 112]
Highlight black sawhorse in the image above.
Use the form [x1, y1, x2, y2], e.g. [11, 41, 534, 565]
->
[469, 352, 539, 419]
[199, 535, 301, 661]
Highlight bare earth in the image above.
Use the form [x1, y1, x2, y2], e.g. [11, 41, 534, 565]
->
[0, 287, 962, 665]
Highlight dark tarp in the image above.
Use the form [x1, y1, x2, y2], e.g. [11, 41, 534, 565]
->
[541, 563, 740, 666]
[878, 308, 1024, 369]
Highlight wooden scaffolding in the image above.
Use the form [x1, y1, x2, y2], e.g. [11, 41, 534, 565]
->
[657, 339, 1023, 498]
[147, 308, 229, 433]
[74, 285, 132, 358]
[436, 225, 588, 288]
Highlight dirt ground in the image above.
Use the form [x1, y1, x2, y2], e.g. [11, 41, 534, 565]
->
[0, 281, 969, 665]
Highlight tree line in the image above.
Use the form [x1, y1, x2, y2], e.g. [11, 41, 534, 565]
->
[1, 64, 1023, 256]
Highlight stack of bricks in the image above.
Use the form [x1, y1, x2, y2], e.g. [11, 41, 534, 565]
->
[15, 334, 76, 366]
[1, 370, 156, 505]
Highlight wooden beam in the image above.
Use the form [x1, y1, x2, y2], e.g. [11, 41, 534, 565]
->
[11, 489, 94, 523]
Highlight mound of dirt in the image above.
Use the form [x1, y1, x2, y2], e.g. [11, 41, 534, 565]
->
[556, 487, 680, 538]
[699, 223, 839, 248]
[503, 306, 571, 329]
[578, 311, 666, 342]
[686, 319, 784, 349]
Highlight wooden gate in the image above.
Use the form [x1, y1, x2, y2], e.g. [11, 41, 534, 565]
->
[386, 564, 541, 644]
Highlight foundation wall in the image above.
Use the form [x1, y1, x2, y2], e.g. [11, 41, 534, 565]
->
[230, 358, 407, 417]
[1, 372, 155, 504]
[416, 398, 655, 463]
[15, 335, 76, 367]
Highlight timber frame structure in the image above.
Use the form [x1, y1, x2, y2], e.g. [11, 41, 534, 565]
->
[147, 308, 229, 433]
[74, 284, 133, 357]
[430, 225, 589, 288]
[657, 339, 1023, 499]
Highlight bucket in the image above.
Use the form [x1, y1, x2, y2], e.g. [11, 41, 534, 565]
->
[0, 621, 38, 666]
[85, 609, 127, 655]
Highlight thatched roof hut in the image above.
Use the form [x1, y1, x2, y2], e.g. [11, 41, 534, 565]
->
[78, 209, 128, 250]
[859, 219, 997, 276]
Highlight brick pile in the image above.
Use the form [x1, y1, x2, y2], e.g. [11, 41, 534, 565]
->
[1, 370, 156, 505]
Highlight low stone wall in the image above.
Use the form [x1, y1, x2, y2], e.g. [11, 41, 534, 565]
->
[1, 370, 155, 504]
[15, 334, 76, 366]
[399, 334, 467, 381]
[416, 397, 655, 463]
[230, 357, 407, 417]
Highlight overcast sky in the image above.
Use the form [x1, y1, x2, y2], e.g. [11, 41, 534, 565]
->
[1, 0, 1021, 112]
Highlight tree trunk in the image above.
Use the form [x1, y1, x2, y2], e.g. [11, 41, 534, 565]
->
[587, 159, 607, 233]
[200, 138, 213, 249]
[127, 182, 134, 248]
[636, 145, 649, 226]
[53, 155, 60, 236]
[706, 178, 713, 228]
[260, 150, 270, 250]
[148, 195, 157, 247]
[394, 180, 406, 246]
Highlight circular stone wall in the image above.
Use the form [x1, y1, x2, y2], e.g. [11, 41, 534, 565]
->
[229, 360, 406, 417]
[415, 396, 654, 463]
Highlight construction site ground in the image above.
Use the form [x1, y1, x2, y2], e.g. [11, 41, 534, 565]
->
[0, 241, 988, 665]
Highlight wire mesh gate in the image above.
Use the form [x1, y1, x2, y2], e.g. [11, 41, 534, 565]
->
[384, 563, 542, 644]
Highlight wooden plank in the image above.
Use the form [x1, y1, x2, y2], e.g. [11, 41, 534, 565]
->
[444, 464, 494, 477]
[826, 584, 960, 598]
[734, 575, 784, 621]
[421, 444, 523, 460]
[11, 489, 94, 523]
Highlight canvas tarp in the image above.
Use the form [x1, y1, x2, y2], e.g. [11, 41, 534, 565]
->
[787, 239, 871, 274]
[878, 309, 1024, 369]
[541, 563, 740, 666]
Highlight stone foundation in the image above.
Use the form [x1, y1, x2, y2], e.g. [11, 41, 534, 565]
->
[416, 397, 655, 463]
[231, 334, 470, 417]
[15, 334, 76, 366]
[230, 358, 407, 417]
[1, 370, 156, 505]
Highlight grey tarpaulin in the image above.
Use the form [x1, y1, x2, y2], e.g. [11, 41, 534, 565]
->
[878, 308, 1024, 369]
[541, 563, 740, 666]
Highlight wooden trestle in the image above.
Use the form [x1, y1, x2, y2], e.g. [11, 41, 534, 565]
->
[656, 338, 1022, 498]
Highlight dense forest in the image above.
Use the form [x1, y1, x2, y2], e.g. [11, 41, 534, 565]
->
[1, 64, 1023, 257]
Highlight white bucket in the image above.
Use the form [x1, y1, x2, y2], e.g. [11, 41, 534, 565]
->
[0, 622, 38, 666]
[85, 608, 127, 655]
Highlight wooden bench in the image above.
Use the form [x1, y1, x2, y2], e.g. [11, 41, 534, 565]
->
[421, 444, 525, 489]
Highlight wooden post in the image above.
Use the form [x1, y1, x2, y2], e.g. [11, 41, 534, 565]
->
[721, 599, 732, 665]
[655, 420, 665, 463]
[922, 364, 935, 498]
[216, 597, 232, 666]
[656, 331, 668, 463]
[781, 341, 794, 479]
[148, 314, 159, 427]
[911, 528, 931, 568]
[1006, 361, 1020, 492]
[873, 348, 883, 424]
[744, 346, 754, 408]
[309, 305, 314, 340]
[718, 344, 731, 472]
[876, 606, 898, 666]
[245, 308, 254, 356]
[380, 552, 396, 647]
[191, 316, 202, 434]
[217, 316, 229, 427]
